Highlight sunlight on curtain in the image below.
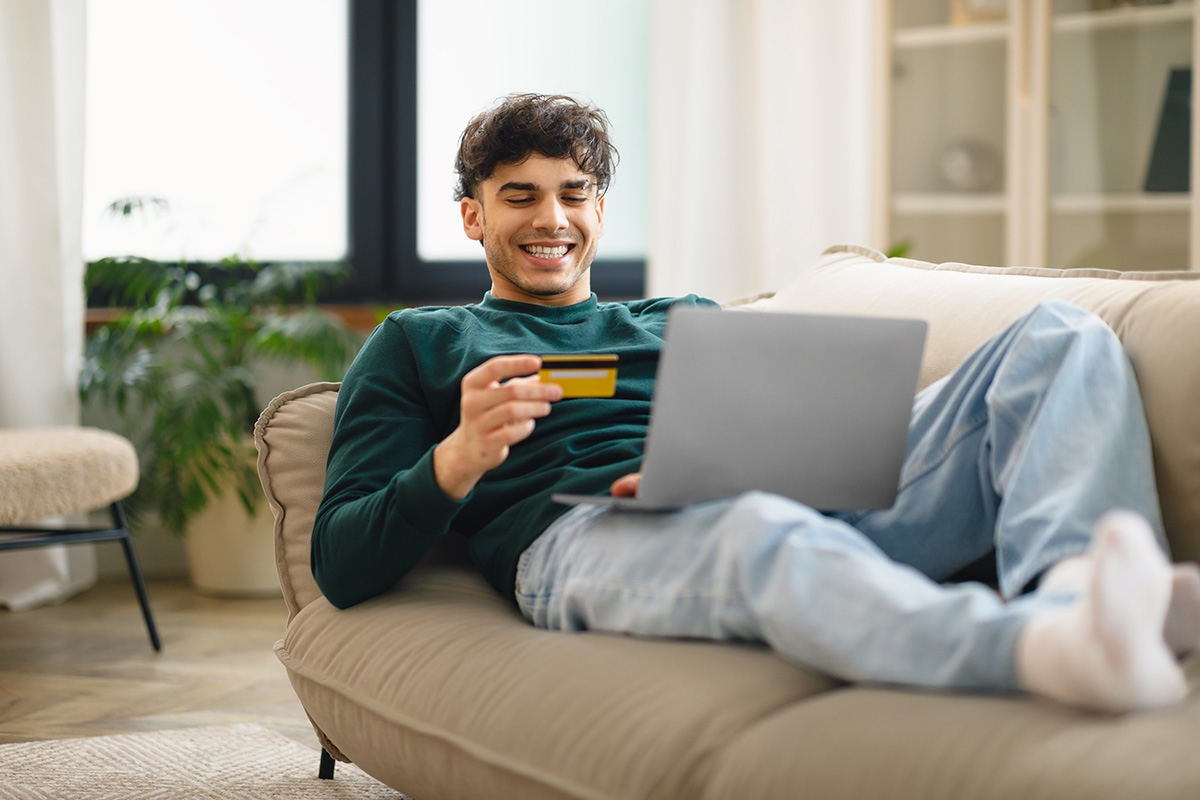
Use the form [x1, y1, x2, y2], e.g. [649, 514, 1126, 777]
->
[648, 0, 876, 300]
[0, 0, 96, 609]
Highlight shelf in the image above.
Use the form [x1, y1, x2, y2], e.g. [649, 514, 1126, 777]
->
[894, 4, 1192, 49]
[1051, 192, 1190, 213]
[895, 192, 1190, 215]
[894, 193, 1006, 214]
[894, 21, 1008, 49]
[883, 0, 1198, 270]
[1054, 4, 1193, 35]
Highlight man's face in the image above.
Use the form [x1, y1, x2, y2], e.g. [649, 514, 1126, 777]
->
[461, 154, 605, 307]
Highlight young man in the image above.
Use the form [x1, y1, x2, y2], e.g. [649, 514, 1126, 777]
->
[315, 93, 1200, 713]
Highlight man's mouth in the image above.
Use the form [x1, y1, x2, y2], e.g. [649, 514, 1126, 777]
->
[521, 244, 573, 259]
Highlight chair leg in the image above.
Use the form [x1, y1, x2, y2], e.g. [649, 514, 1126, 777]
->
[319, 747, 337, 780]
[112, 502, 162, 652]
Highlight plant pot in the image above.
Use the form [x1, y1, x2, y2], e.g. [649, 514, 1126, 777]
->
[183, 489, 280, 597]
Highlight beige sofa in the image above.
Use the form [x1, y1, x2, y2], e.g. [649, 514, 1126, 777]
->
[254, 245, 1200, 800]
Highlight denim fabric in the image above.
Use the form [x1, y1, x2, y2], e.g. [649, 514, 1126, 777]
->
[515, 301, 1165, 693]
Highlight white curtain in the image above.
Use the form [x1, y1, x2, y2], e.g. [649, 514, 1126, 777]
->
[648, 0, 875, 300]
[0, 0, 95, 609]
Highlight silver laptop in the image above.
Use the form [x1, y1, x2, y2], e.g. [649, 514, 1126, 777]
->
[552, 306, 928, 512]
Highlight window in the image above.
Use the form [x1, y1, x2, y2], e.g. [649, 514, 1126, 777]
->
[83, 0, 347, 264]
[84, 0, 647, 305]
[350, 0, 647, 303]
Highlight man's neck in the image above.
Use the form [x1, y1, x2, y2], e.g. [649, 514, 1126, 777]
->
[488, 283, 593, 308]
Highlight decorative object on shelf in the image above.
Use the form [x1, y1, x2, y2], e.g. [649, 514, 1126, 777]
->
[1145, 67, 1191, 192]
[950, 0, 1007, 25]
[938, 139, 1003, 192]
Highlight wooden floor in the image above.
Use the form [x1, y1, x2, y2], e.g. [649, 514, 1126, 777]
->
[0, 579, 316, 749]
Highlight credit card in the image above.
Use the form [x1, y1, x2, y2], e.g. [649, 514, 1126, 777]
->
[538, 354, 619, 398]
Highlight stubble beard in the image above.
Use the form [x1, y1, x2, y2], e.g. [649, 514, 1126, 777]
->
[481, 226, 597, 298]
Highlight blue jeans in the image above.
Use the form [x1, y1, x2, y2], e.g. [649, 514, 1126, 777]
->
[514, 301, 1166, 692]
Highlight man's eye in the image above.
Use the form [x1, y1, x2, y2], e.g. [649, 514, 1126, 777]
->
[563, 196, 588, 204]
[507, 197, 533, 205]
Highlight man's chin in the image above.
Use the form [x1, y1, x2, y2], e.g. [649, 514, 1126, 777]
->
[524, 281, 578, 297]
[516, 268, 590, 298]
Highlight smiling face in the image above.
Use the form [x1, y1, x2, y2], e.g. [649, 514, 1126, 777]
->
[460, 154, 605, 307]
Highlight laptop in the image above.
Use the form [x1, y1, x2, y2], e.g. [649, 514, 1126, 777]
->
[551, 306, 928, 512]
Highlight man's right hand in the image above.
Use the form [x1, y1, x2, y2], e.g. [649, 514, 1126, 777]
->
[433, 355, 564, 500]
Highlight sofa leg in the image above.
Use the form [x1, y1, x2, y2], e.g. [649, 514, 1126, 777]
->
[319, 748, 337, 780]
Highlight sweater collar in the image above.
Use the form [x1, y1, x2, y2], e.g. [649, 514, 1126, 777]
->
[480, 292, 599, 322]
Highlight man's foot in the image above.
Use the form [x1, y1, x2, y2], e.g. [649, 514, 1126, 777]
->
[1166, 563, 1200, 657]
[1017, 511, 1187, 712]
[1038, 527, 1200, 658]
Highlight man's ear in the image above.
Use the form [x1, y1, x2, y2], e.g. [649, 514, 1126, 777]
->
[595, 194, 606, 238]
[461, 198, 484, 241]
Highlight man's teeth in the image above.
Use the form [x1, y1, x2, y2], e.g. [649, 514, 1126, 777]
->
[524, 245, 569, 258]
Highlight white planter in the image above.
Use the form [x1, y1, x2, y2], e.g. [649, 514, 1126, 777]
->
[183, 489, 280, 597]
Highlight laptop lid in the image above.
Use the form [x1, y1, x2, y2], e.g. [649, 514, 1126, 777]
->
[553, 306, 928, 512]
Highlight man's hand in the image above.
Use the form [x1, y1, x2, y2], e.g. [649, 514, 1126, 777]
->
[434, 355, 563, 500]
[611, 472, 641, 498]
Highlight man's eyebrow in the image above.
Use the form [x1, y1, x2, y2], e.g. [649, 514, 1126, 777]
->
[496, 179, 594, 193]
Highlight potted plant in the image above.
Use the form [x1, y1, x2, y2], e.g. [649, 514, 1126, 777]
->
[81, 231, 362, 595]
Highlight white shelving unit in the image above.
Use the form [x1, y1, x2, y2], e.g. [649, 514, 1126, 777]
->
[874, 0, 1199, 271]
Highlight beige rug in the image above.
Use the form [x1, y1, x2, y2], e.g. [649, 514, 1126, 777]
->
[0, 724, 410, 799]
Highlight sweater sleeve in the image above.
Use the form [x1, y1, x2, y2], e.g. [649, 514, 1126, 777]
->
[312, 316, 467, 609]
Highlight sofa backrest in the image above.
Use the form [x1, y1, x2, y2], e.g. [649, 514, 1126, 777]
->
[255, 245, 1200, 615]
[761, 244, 1200, 564]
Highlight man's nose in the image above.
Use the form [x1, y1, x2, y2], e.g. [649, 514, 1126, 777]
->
[532, 197, 569, 232]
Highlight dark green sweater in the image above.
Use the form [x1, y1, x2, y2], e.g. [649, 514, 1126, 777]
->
[313, 291, 718, 608]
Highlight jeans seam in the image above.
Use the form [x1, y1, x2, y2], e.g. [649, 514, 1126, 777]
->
[897, 409, 989, 496]
[568, 577, 736, 604]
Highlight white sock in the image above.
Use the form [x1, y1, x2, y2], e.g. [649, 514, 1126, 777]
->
[1017, 510, 1187, 713]
[1038, 533, 1200, 658]
[1037, 555, 1090, 595]
[1166, 563, 1200, 657]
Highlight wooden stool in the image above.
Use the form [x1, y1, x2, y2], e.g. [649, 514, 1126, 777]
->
[0, 427, 160, 651]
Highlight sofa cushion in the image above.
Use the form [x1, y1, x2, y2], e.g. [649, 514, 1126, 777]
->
[276, 566, 836, 800]
[278, 565, 1200, 800]
[760, 245, 1200, 563]
[700, 662, 1200, 800]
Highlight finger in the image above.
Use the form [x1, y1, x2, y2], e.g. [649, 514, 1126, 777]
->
[455, 414, 538, 470]
[503, 374, 565, 401]
[611, 473, 641, 498]
[474, 400, 554, 434]
[463, 354, 541, 390]
[462, 378, 561, 419]
[476, 418, 538, 460]
[462, 382, 559, 422]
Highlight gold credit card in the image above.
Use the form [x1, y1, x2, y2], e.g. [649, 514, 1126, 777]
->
[538, 354, 619, 398]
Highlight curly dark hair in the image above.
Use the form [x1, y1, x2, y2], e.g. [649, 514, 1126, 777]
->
[453, 93, 618, 201]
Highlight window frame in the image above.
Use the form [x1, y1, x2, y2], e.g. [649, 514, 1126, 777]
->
[345, 0, 646, 305]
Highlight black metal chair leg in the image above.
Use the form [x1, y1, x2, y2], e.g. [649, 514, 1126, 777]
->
[319, 748, 337, 779]
[113, 502, 162, 652]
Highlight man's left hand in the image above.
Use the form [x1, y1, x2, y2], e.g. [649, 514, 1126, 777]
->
[611, 473, 641, 498]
